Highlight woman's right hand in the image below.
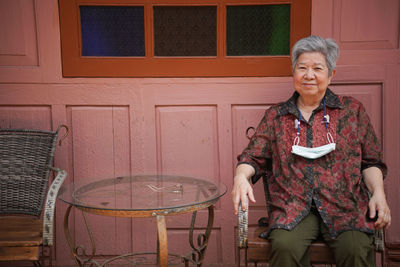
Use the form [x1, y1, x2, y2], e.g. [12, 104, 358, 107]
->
[232, 164, 256, 214]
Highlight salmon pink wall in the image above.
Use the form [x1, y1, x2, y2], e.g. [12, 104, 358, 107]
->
[0, 0, 399, 265]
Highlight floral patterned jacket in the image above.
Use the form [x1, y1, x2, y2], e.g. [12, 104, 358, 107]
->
[237, 88, 387, 238]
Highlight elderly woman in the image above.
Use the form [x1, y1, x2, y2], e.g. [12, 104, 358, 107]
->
[232, 36, 391, 267]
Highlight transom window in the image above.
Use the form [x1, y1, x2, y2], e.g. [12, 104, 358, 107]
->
[58, 0, 311, 77]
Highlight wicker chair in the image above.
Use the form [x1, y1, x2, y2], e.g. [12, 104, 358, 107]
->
[0, 126, 68, 267]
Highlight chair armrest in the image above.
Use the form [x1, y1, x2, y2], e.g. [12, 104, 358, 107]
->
[43, 167, 67, 246]
[238, 197, 249, 248]
[375, 228, 385, 252]
[365, 190, 385, 252]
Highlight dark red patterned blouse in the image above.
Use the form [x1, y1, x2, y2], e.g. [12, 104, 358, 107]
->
[237, 88, 387, 238]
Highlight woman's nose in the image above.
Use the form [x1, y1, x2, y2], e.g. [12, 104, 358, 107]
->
[304, 68, 315, 79]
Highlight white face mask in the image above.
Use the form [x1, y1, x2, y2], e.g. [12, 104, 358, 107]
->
[292, 142, 336, 159]
[291, 133, 335, 159]
[292, 97, 336, 159]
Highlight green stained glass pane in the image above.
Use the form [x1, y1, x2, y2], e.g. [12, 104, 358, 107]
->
[226, 5, 290, 56]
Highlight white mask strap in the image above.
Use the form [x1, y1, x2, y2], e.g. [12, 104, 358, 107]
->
[293, 135, 300, 146]
[327, 132, 334, 144]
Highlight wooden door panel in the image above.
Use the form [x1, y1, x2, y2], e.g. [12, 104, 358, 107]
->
[156, 105, 220, 180]
[331, 84, 382, 141]
[0, 0, 39, 66]
[231, 105, 270, 220]
[154, 105, 224, 262]
[0, 106, 51, 130]
[337, 0, 399, 49]
[67, 106, 132, 256]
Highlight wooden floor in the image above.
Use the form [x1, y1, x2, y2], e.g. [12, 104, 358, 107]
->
[0, 262, 342, 267]
[0, 264, 242, 267]
[0, 262, 340, 267]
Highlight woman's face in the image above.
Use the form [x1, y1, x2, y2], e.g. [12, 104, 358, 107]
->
[293, 52, 335, 101]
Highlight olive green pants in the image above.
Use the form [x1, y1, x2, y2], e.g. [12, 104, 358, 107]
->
[268, 210, 375, 267]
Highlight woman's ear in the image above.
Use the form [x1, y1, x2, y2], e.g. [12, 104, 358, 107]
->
[328, 69, 336, 84]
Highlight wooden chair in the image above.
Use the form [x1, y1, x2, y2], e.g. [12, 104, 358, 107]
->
[0, 126, 68, 267]
[236, 127, 385, 266]
[237, 198, 385, 266]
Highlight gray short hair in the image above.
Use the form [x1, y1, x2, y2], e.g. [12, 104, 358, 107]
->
[291, 35, 339, 76]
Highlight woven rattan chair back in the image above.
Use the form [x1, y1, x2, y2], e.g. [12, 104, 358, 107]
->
[0, 126, 68, 266]
[0, 128, 60, 216]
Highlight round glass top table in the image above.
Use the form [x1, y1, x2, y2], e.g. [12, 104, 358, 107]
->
[58, 175, 226, 267]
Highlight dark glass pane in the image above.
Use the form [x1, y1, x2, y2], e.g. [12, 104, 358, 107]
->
[80, 6, 145, 57]
[154, 6, 217, 57]
[226, 5, 290, 56]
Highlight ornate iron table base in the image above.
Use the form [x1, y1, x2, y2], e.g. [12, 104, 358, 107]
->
[64, 205, 215, 267]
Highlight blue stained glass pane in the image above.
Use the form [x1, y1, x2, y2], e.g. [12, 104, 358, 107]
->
[80, 6, 145, 57]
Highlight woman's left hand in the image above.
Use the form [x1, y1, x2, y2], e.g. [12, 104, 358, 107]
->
[368, 190, 391, 229]
[363, 166, 391, 229]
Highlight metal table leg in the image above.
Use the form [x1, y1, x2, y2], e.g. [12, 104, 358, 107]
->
[184, 205, 215, 266]
[156, 215, 168, 267]
[64, 205, 99, 267]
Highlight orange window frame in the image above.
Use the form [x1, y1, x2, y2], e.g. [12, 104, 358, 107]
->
[58, 0, 311, 77]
